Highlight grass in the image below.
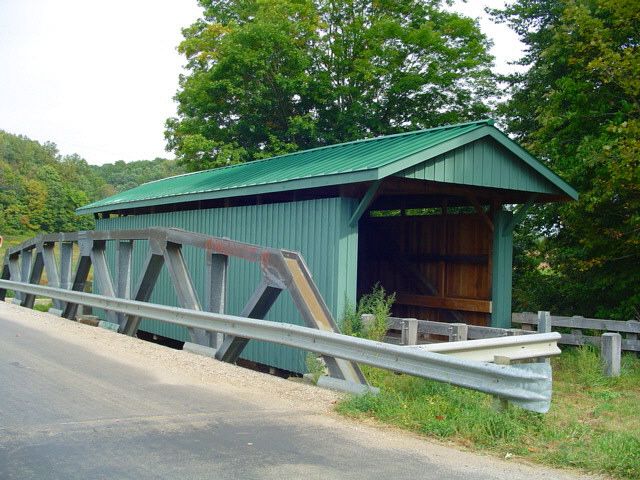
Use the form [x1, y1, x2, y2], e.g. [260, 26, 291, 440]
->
[337, 346, 640, 479]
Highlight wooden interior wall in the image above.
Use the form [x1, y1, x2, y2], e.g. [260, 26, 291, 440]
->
[357, 212, 492, 326]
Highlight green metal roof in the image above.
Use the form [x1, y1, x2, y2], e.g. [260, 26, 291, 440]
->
[78, 119, 577, 214]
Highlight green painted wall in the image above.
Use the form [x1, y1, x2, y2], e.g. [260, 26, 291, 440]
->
[491, 208, 514, 328]
[397, 137, 560, 195]
[96, 196, 359, 373]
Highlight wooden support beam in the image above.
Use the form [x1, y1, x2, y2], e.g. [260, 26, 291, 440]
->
[395, 293, 492, 314]
[505, 195, 537, 233]
[467, 195, 493, 232]
[349, 180, 381, 227]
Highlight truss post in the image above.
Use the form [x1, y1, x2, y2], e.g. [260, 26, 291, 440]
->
[204, 253, 228, 348]
[59, 242, 73, 290]
[14, 249, 33, 304]
[115, 240, 133, 327]
[90, 240, 118, 325]
[41, 242, 63, 312]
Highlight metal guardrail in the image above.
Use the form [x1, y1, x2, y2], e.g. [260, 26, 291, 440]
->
[1, 279, 553, 413]
[408, 333, 561, 363]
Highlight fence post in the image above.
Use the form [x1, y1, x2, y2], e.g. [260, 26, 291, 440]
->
[448, 323, 468, 342]
[537, 311, 552, 364]
[401, 318, 418, 346]
[537, 311, 551, 333]
[601, 333, 621, 377]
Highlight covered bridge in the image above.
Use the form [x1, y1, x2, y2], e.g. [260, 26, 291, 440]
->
[78, 119, 577, 373]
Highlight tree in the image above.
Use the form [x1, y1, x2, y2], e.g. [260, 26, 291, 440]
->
[494, 0, 640, 319]
[166, 0, 496, 171]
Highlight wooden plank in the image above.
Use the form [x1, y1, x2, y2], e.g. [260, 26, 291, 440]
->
[468, 325, 532, 339]
[387, 316, 531, 342]
[368, 253, 489, 265]
[387, 317, 452, 336]
[558, 334, 640, 352]
[512, 312, 640, 334]
[396, 293, 492, 314]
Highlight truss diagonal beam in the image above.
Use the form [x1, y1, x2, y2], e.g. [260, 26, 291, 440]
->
[62, 255, 91, 320]
[21, 251, 44, 309]
[215, 280, 282, 363]
[122, 251, 164, 336]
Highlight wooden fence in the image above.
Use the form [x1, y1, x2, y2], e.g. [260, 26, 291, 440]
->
[512, 312, 640, 353]
[373, 310, 637, 377]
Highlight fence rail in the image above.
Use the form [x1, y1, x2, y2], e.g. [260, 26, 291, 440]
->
[382, 316, 532, 345]
[512, 312, 640, 353]
[382, 310, 633, 377]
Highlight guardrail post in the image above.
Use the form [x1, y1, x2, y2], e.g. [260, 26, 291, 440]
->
[601, 333, 621, 377]
[401, 318, 418, 346]
[448, 323, 468, 342]
[492, 355, 511, 411]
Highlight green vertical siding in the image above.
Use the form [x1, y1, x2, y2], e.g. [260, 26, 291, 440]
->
[96, 196, 359, 373]
[398, 137, 560, 194]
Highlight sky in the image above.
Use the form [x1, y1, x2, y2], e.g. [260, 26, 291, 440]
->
[0, 0, 524, 166]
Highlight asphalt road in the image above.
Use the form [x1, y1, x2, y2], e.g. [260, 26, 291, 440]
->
[0, 302, 595, 480]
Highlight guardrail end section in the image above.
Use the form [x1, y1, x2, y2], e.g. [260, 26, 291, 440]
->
[508, 363, 552, 414]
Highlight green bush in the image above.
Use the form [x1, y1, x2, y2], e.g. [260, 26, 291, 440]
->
[341, 284, 395, 341]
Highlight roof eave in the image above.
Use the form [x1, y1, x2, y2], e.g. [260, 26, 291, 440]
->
[76, 169, 379, 215]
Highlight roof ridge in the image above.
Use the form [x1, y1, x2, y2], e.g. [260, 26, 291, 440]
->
[150, 118, 494, 181]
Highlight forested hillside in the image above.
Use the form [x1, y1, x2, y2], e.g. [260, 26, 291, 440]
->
[90, 158, 184, 193]
[0, 130, 182, 235]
